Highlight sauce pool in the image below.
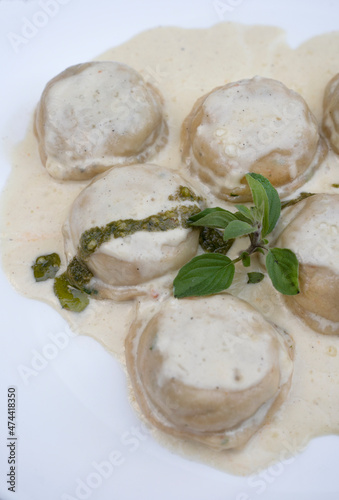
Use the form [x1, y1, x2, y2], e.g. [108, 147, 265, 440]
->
[1, 23, 339, 475]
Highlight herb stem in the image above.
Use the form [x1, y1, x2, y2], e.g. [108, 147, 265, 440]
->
[231, 255, 243, 265]
[281, 192, 314, 209]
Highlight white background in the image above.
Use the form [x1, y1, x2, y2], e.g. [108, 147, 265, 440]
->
[1, 1, 339, 499]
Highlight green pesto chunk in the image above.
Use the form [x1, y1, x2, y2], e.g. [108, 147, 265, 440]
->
[66, 256, 94, 293]
[168, 185, 202, 202]
[32, 253, 61, 282]
[54, 273, 90, 312]
[78, 204, 201, 260]
[199, 227, 234, 255]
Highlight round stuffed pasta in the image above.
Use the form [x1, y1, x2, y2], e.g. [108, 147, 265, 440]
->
[182, 76, 327, 201]
[35, 61, 168, 180]
[63, 163, 204, 300]
[126, 294, 294, 449]
[276, 194, 339, 335]
[323, 73, 339, 154]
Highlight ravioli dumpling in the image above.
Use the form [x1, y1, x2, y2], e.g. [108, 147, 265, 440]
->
[35, 62, 168, 180]
[323, 73, 339, 153]
[63, 164, 203, 300]
[276, 194, 339, 334]
[182, 76, 327, 202]
[126, 295, 294, 449]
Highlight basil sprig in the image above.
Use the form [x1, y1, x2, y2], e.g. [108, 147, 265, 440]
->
[173, 173, 300, 298]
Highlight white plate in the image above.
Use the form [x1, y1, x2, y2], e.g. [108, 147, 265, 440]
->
[1, 1, 339, 499]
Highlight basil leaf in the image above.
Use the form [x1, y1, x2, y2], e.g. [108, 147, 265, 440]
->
[189, 207, 224, 223]
[247, 272, 265, 284]
[255, 248, 265, 255]
[245, 174, 269, 235]
[266, 248, 300, 295]
[235, 204, 254, 224]
[173, 254, 235, 298]
[234, 212, 253, 224]
[189, 207, 237, 228]
[246, 173, 270, 236]
[223, 220, 255, 240]
[246, 173, 281, 235]
[241, 252, 251, 267]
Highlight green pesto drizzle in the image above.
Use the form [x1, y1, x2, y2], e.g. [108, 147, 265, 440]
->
[35, 186, 202, 313]
[79, 203, 201, 260]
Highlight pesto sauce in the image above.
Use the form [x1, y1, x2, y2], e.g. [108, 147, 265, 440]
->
[53, 273, 90, 313]
[199, 227, 235, 255]
[52, 257, 97, 313]
[31, 253, 95, 312]
[36, 188, 202, 312]
[32, 253, 61, 282]
[79, 203, 202, 260]
[66, 256, 95, 294]
[168, 185, 203, 202]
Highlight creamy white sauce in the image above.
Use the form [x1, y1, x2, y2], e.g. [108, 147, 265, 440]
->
[2, 23, 339, 476]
